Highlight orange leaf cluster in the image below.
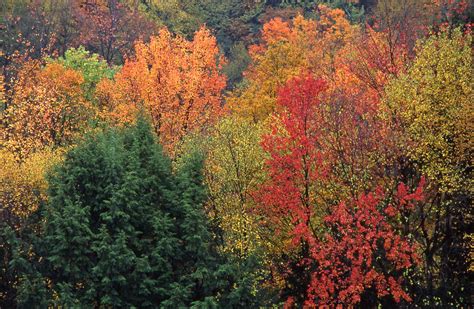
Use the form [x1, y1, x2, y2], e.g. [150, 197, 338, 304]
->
[1, 61, 94, 158]
[229, 5, 358, 122]
[97, 27, 226, 154]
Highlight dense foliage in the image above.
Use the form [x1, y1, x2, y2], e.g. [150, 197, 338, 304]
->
[1, 0, 472, 307]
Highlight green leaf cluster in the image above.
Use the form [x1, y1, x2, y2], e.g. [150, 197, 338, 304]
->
[49, 46, 116, 102]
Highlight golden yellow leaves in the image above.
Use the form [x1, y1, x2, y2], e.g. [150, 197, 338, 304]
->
[384, 28, 473, 193]
[205, 117, 269, 258]
[0, 148, 62, 221]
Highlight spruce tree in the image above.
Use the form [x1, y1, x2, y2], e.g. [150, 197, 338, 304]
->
[11, 117, 266, 307]
[40, 117, 178, 307]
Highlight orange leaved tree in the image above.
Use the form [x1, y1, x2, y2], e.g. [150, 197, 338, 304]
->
[97, 27, 226, 154]
[229, 5, 357, 122]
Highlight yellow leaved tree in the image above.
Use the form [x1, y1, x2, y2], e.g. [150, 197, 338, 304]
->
[383, 28, 472, 302]
[384, 28, 472, 194]
[0, 148, 62, 225]
[204, 116, 270, 258]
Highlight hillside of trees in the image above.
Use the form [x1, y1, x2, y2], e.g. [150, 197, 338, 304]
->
[1, 0, 473, 307]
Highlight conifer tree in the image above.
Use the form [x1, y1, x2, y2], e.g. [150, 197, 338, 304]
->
[40, 117, 177, 307]
[11, 116, 264, 307]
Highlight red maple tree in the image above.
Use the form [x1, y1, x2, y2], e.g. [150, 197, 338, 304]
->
[305, 180, 424, 307]
[257, 74, 327, 245]
[256, 73, 423, 307]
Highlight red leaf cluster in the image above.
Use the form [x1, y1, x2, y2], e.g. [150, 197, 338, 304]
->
[257, 74, 327, 239]
[306, 182, 423, 306]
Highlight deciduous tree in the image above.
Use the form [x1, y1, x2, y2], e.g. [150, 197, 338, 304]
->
[205, 116, 268, 258]
[97, 27, 226, 154]
[303, 181, 423, 307]
[229, 5, 357, 122]
[383, 27, 472, 306]
[1, 61, 94, 158]
[73, 0, 155, 64]
[50, 46, 116, 101]
[255, 73, 422, 306]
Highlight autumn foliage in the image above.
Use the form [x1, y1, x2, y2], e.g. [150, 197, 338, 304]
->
[1, 1, 472, 308]
[229, 5, 357, 121]
[73, 0, 155, 63]
[97, 27, 226, 154]
[256, 75, 327, 245]
[305, 181, 424, 306]
[255, 74, 425, 306]
[1, 61, 94, 158]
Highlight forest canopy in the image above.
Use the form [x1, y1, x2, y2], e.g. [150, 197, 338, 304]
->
[1, 0, 473, 307]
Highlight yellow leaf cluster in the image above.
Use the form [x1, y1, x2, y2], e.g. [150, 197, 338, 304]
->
[205, 116, 270, 258]
[0, 148, 62, 221]
[384, 28, 473, 193]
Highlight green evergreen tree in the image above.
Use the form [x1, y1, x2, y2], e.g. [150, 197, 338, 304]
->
[10, 116, 267, 307]
[40, 117, 177, 307]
